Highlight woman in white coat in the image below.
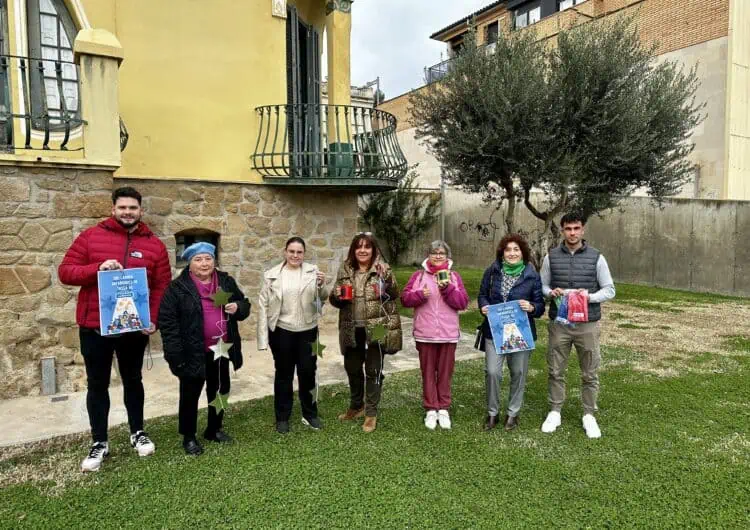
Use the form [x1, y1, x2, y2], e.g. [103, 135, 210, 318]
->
[257, 237, 329, 434]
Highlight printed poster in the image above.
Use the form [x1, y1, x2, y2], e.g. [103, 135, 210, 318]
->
[98, 268, 150, 336]
[486, 301, 535, 355]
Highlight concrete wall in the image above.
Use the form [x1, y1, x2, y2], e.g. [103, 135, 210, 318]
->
[639, 37, 728, 199]
[403, 190, 750, 297]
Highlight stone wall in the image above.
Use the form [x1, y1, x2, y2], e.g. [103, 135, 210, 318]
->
[0, 166, 114, 399]
[121, 178, 359, 346]
[0, 169, 359, 399]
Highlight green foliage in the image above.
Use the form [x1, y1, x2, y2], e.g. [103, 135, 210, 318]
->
[359, 168, 440, 265]
[411, 15, 704, 259]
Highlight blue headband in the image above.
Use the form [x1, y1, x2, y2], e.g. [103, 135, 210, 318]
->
[182, 242, 216, 263]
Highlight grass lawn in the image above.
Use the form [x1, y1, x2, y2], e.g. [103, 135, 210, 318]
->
[1, 271, 749, 528]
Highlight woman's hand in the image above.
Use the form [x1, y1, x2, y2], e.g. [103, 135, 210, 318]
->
[481, 305, 489, 316]
[422, 285, 431, 298]
[518, 300, 534, 313]
[316, 271, 325, 286]
[224, 303, 238, 315]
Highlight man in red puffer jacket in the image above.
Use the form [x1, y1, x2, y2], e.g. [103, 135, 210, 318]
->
[59, 186, 172, 472]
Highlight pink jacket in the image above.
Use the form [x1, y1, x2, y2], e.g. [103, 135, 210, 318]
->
[401, 260, 470, 343]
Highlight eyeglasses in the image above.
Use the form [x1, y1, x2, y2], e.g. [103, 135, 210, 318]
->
[430, 251, 447, 256]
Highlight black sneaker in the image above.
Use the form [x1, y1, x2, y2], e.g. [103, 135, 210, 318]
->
[276, 421, 290, 434]
[302, 416, 323, 430]
[183, 438, 204, 456]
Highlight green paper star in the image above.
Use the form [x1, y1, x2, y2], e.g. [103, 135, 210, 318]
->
[370, 323, 387, 343]
[210, 338, 233, 361]
[310, 339, 326, 358]
[210, 288, 232, 308]
[209, 392, 230, 412]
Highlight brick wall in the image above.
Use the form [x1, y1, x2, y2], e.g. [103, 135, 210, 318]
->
[386, 0, 730, 128]
[0, 170, 359, 399]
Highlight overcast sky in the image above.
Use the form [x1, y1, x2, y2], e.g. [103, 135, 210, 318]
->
[324, 0, 494, 100]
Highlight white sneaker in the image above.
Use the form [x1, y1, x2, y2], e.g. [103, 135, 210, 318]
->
[582, 414, 602, 439]
[130, 431, 155, 456]
[424, 410, 438, 430]
[541, 411, 562, 433]
[81, 441, 109, 472]
[437, 410, 452, 430]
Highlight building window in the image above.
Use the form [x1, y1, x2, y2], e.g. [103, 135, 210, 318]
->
[486, 21, 499, 44]
[559, 0, 585, 10]
[0, 0, 11, 146]
[514, 10, 528, 29]
[449, 33, 465, 55]
[175, 230, 221, 269]
[26, 0, 80, 129]
[529, 6, 541, 24]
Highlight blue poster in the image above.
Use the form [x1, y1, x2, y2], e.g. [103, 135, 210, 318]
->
[98, 268, 150, 336]
[486, 301, 535, 355]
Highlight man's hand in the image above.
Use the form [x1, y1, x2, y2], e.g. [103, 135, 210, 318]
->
[224, 303, 238, 315]
[550, 287, 565, 298]
[99, 259, 123, 271]
[481, 305, 489, 316]
[141, 323, 156, 335]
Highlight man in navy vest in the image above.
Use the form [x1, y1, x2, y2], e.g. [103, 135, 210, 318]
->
[539, 213, 615, 438]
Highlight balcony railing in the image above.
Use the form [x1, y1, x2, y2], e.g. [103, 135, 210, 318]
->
[424, 42, 496, 85]
[252, 104, 407, 187]
[0, 53, 84, 151]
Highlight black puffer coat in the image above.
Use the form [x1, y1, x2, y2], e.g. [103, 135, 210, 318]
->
[158, 268, 251, 379]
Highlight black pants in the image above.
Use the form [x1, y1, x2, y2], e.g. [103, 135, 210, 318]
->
[344, 328, 385, 417]
[269, 326, 318, 422]
[80, 328, 149, 442]
[178, 351, 231, 439]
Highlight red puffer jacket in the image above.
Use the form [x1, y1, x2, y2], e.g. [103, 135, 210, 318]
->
[58, 217, 172, 329]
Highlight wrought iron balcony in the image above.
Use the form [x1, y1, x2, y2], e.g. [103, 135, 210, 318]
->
[425, 58, 452, 85]
[425, 42, 496, 85]
[252, 104, 407, 191]
[0, 54, 84, 151]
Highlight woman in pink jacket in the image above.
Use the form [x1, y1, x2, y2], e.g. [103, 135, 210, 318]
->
[401, 240, 470, 430]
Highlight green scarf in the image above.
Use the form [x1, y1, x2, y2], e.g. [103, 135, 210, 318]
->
[502, 260, 525, 277]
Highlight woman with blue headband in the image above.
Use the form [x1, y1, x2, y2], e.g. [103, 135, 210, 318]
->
[159, 242, 251, 455]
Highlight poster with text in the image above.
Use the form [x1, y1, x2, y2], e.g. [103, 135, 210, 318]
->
[487, 301, 535, 354]
[98, 268, 150, 336]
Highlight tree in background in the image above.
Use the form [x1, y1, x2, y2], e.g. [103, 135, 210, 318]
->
[410, 16, 704, 261]
[359, 167, 441, 265]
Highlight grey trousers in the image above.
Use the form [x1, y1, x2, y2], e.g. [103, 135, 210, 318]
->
[485, 339, 531, 418]
[547, 321, 601, 415]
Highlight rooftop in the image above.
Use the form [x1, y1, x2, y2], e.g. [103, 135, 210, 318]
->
[429, 1, 506, 41]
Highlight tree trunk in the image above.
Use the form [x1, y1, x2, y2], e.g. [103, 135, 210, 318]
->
[500, 170, 517, 234]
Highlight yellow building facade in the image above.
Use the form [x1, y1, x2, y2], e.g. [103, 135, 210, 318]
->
[0, 0, 406, 398]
